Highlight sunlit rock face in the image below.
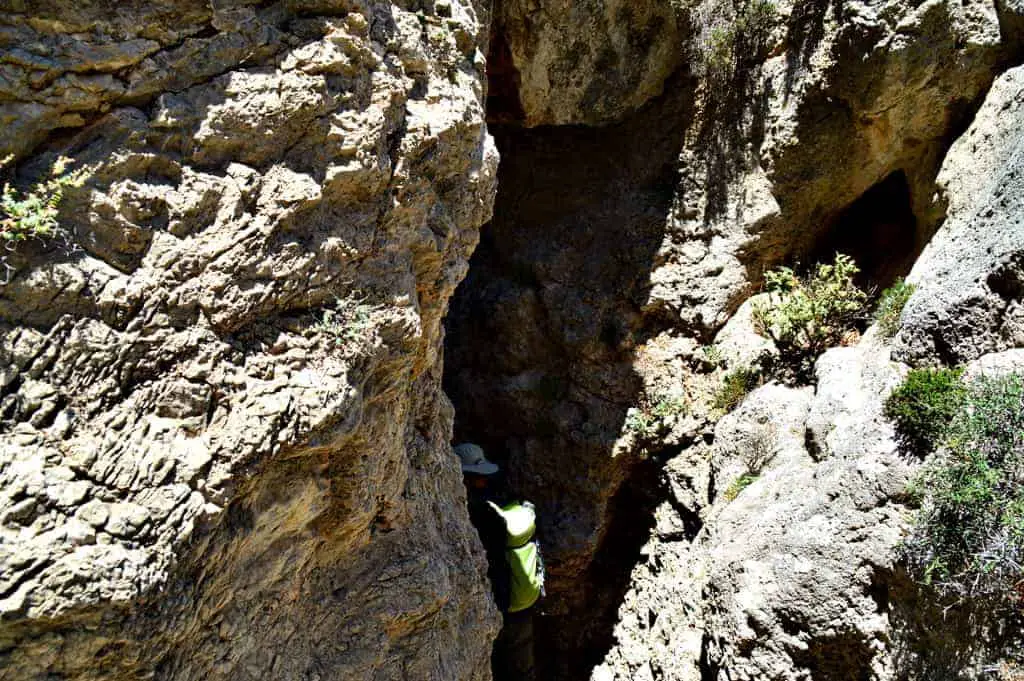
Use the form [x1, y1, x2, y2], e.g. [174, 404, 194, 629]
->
[0, 2, 500, 679]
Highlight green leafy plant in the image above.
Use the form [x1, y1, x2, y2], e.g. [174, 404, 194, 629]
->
[699, 344, 724, 369]
[1, 156, 87, 281]
[884, 367, 966, 456]
[1, 156, 85, 244]
[625, 392, 688, 440]
[753, 253, 868, 381]
[696, 0, 779, 84]
[903, 374, 1024, 603]
[712, 367, 761, 413]
[875, 278, 916, 338]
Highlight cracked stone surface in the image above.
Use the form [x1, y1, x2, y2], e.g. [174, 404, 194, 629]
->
[0, 2, 500, 679]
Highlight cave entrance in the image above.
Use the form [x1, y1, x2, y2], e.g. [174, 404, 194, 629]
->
[810, 170, 920, 290]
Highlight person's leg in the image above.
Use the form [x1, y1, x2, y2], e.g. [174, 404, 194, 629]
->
[494, 609, 534, 681]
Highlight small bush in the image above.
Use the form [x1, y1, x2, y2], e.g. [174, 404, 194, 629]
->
[753, 253, 867, 380]
[904, 374, 1024, 602]
[626, 393, 688, 440]
[1, 156, 85, 244]
[723, 473, 759, 501]
[884, 367, 966, 456]
[712, 367, 760, 413]
[695, 0, 778, 84]
[0, 156, 86, 281]
[875, 278, 916, 338]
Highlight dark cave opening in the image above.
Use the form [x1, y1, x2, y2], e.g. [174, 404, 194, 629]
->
[809, 170, 920, 291]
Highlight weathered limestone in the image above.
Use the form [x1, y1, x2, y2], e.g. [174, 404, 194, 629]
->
[896, 65, 1024, 365]
[490, 0, 684, 126]
[446, 0, 1020, 675]
[0, 2, 500, 679]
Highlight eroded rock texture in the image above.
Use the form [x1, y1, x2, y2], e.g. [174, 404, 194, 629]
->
[593, 51, 1024, 681]
[445, 0, 1024, 677]
[0, 2, 500, 679]
[896, 65, 1024, 365]
[489, 0, 684, 126]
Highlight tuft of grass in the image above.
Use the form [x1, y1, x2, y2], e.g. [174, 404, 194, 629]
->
[723, 473, 759, 501]
[712, 367, 761, 413]
[884, 367, 966, 456]
[875, 278, 916, 338]
[904, 374, 1024, 603]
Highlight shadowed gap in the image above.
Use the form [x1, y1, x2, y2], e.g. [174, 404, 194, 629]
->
[443, 77, 693, 680]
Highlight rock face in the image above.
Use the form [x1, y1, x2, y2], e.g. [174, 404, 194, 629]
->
[591, 48, 1024, 681]
[444, 84, 694, 672]
[0, 2, 500, 679]
[896, 65, 1024, 365]
[489, 0, 683, 126]
[445, 0, 1022, 676]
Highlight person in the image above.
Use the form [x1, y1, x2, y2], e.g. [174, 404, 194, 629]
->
[454, 443, 543, 681]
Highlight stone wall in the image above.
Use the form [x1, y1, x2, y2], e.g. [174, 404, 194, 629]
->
[0, 2, 500, 679]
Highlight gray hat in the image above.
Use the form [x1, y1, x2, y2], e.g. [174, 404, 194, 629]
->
[454, 443, 499, 475]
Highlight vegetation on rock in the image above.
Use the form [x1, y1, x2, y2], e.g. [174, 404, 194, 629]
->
[874, 278, 916, 338]
[722, 473, 758, 501]
[626, 392, 688, 440]
[753, 253, 867, 380]
[884, 367, 966, 456]
[712, 367, 761, 413]
[315, 298, 376, 355]
[695, 0, 778, 84]
[904, 373, 1024, 603]
[0, 156, 85, 280]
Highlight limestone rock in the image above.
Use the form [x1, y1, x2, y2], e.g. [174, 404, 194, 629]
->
[491, 0, 683, 126]
[0, 2, 500, 679]
[896, 65, 1024, 364]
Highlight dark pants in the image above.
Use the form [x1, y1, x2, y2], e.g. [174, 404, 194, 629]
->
[493, 608, 534, 681]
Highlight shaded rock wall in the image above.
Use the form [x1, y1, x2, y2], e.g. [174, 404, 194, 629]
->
[444, 81, 693, 676]
[489, 0, 684, 126]
[0, 2, 500, 679]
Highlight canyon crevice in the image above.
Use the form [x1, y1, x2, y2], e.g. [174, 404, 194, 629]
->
[1, 0, 1024, 679]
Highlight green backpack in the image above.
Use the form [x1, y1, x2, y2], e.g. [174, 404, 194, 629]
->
[488, 501, 545, 612]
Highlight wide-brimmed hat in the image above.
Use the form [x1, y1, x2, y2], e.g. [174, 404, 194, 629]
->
[454, 443, 499, 475]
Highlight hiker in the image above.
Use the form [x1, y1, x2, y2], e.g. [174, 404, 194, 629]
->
[455, 443, 543, 681]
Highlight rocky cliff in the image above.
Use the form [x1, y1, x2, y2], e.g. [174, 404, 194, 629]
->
[0, 2, 499, 679]
[445, 0, 1024, 678]
[3, 0, 1024, 679]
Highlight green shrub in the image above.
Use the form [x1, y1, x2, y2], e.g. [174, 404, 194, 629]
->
[723, 473, 759, 501]
[712, 367, 760, 413]
[699, 344, 724, 369]
[626, 393, 688, 439]
[1, 156, 85, 245]
[696, 0, 778, 83]
[753, 253, 867, 380]
[1, 156, 86, 282]
[904, 374, 1024, 602]
[875, 278, 916, 338]
[884, 367, 966, 456]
